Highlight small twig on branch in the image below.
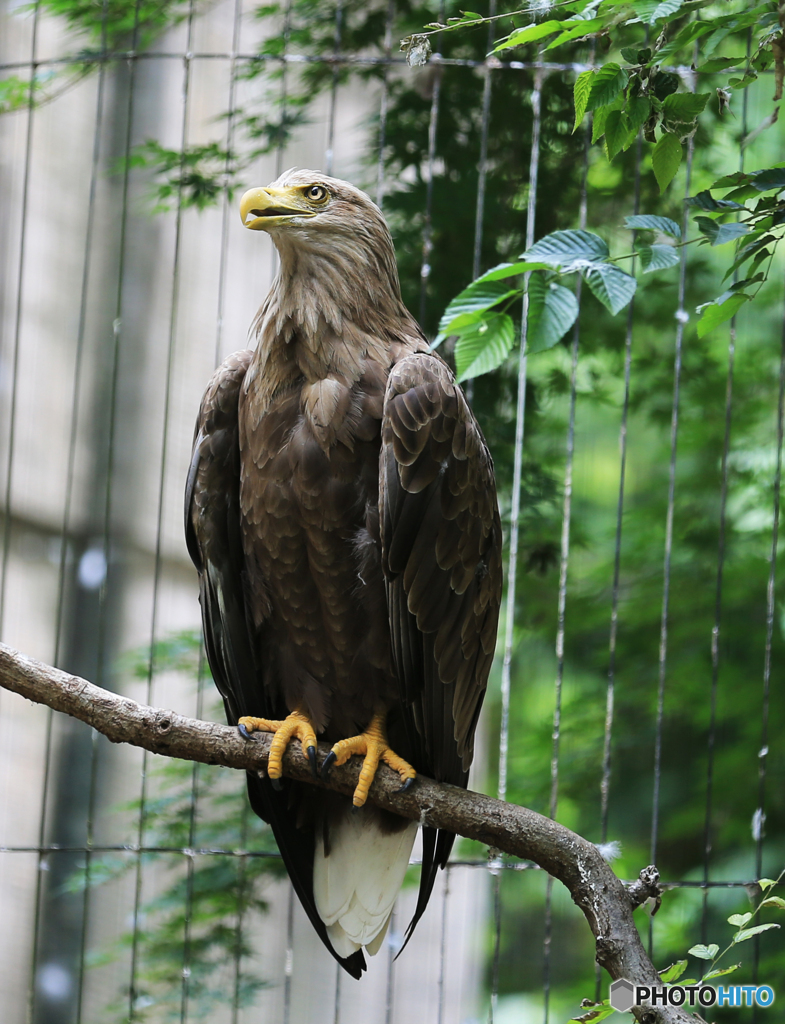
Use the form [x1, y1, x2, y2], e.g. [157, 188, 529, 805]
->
[0, 641, 700, 1024]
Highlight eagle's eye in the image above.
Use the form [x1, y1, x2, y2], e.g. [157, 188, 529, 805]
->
[305, 184, 329, 203]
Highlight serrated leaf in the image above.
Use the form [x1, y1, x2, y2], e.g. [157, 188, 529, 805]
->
[652, 133, 682, 192]
[734, 922, 781, 943]
[633, 0, 683, 24]
[627, 95, 651, 134]
[592, 96, 623, 142]
[711, 171, 750, 188]
[573, 69, 594, 131]
[703, 964, 741, 980]
[475, 261, 549, 283]
[625, 214, 681, 238]
[493, 20, 562, 52]
[522, 229, 609, 266]
[528, 282, 579, 354]
[750, 167, 785, 191]
[545, 17, 604, 50]
[659, 960, 688, 982]
[687, 190, 746, 211]
[662, 92, 710, 121]
[761, 896, 785, 909]
[697, 293, 749, 337]
[605, 109, 631, 160]
[436, 280, 520, 339]
[638, 244, 680, 272]
[454, 312, 516, 382]
[697, 56, 745, 73]
[584, 263, 637, 314]
[688, 943, 719, 960]
[695, 218, 750, 246]
[587, 63, 628, 111]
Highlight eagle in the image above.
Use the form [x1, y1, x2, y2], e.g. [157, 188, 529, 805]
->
[185, 169, 502, 978]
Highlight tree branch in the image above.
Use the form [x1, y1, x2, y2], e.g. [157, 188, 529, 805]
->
[0, 641, 700, 1024]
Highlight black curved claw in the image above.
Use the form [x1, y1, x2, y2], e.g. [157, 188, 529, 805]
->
[307, 745, 318, 779]
[238, 723, 250, 740]
[270, 776, 283, 792]
[321, 750, 337, 782]
[398, 776, 415, 794]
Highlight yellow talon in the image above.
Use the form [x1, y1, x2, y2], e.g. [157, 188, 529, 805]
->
[238, 710, 318, 781]
[324, 711, 416, 807]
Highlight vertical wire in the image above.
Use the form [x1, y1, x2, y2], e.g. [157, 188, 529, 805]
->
[274, 0, 293, 181]
[490, 70, 543, 1024]
[71, 8, 112, 1021]
[281, 883, 295, 1024]
[418, 1, 445, 327]
[375, 0, 396, 209]
[0, 1, 40, 638]
[324, 0, 343, 176]
[471, 0, 497, 282]
[230, 802, 251, 1024]
[600, 133, 643, 848]
[127, 6, 198, 1015]
[700, 64, 750, 945]
[214, 0, 245, 368]
[332, 960, 342, 1024]
[384, 906, 396, 1024]
[649, 137, 695, 961]
[542, 104, 590, 1024]
[751, 274, 785, 986]
[436, 865, 450, 1024]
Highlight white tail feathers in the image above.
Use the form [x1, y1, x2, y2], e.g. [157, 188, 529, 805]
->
[313, 805, 418, 958]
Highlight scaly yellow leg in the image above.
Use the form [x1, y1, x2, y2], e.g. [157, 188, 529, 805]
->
[238, 710, 318, 787]
[321, 711, 416, 807]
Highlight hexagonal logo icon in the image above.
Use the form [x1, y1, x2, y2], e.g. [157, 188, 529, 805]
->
[609, 978, 635, 1013]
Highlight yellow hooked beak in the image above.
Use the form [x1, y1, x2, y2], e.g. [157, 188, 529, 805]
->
[239, 186, 317, 231]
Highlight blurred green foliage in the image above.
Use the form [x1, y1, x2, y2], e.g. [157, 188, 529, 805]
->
[9, 0, 785, 1018]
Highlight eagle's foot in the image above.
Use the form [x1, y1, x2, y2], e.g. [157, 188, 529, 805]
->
[321, 712, 416, 807]
[237, 711, 318, 782]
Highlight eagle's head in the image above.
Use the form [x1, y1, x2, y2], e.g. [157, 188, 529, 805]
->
[239, 168, 408, 332]
[240, 168, 388, 245]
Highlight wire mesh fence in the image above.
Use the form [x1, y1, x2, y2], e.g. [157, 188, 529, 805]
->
[0, 1, 783, 1022]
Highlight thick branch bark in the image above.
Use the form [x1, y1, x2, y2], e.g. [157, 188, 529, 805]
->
[0, 641, 699, 1024]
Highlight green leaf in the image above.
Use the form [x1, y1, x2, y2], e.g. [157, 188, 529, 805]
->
[605, 109, 631, 160]
[661, 92, 710, 121]
[638, 244, 680, 273]
[703, 964, 740, 980]
[592, 96, 623, 143]
[493, 20, 562, 53]
[687, 190, 746, 211]
[587, 63, 628, 111]
[633, 0, 684, 24]
[570, 1001, 617, 1023]
[545, 18, 604, 50]
[659, 960, 688, 982]
[528, 281, 579, 354]
[652, 133, 682, 192]
[761, 896, 785, 909]
[688, 943, 719, 960]
[734, 922, 781, 943]
[695, 218, 750, 245]
[454, 312, 516, 382]
[584, 263, 637, 314]
[625, 214, 681, 239]
[758, 878, 778, 890]
[573, 69, 594, 131]
[696, 56, 745, 73]
[627, 95, 651, 134]
[436, 280, 519, 339]
[750, 167, 785, 191]
[697, 293, 749, 337]
[475, 261, 550, 283]
[711, 171, 750, 188]
[522, 229, 609, 266]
